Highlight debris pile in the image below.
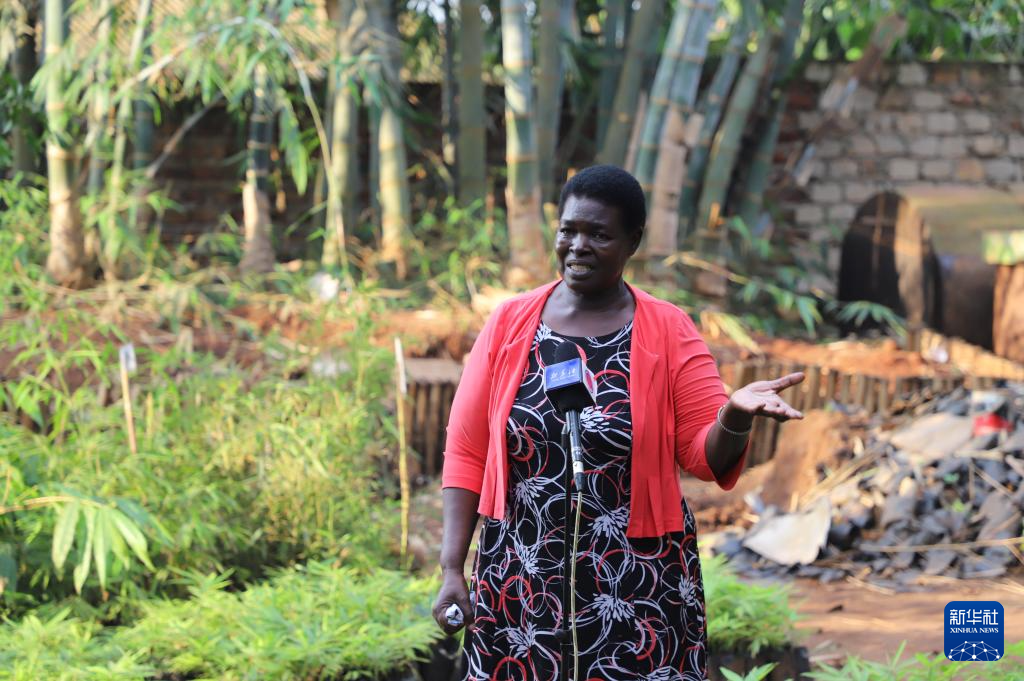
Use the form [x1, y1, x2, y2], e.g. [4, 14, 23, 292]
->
[708, 385, 1024, 585]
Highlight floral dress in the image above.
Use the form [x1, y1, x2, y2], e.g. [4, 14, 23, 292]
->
[463, 321, 709, 681]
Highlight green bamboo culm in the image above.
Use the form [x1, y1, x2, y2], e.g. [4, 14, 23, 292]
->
[130, 11, 156, 232]
[87, 0, 112, 196]
[370, 0, 412, 279]
[597, 0, 664, 167]
[322, 0, 362, 269]
[596, 0, 627, 148]
[501, 0, 547, 283]
[645, 0, 718, 257]
[694, 35, 772, 253]
[536, 0, 566, 204]
[631, 0, 692, 197]
[11, 1, 39, 179]
[44, 0, 88, 288]
[457, 0, 487, 206]
[737, 0, 805, 233]
[239, 62, 276, 274]
[677, 0, 756, 238]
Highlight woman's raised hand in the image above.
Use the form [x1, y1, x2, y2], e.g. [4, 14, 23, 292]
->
[728, 371, 805, 422]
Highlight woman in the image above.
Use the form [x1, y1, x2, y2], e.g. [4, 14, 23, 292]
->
[433, 165, 803, 680]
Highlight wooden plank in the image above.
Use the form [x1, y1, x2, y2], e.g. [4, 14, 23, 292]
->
[414, 380, 429, 460]
[425, 383, 442, 476]
[803, 366, 821, 411]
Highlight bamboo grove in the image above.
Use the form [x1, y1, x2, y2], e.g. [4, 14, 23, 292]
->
[1, 0, 1021, 290]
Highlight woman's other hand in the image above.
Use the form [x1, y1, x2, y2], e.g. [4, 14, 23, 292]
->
[728, 371, 805, 422]
[432, 569, 475, 635]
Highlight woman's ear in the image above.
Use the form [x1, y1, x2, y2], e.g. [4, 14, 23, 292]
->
[629, 231, 643, 256]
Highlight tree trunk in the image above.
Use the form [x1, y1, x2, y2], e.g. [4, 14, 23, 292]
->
[456, 0, 486, 206]
[677, 3, 754, 237]
[12, 3, 40, 179]
[645, 0, 718, 257]
[369, 0, 410, 279]
[44, 0, 88, 288]
[501, 0, 548, 284]
[632, 0, 693, 197]
[322, 0, 361, 269]
[536, 0, 566, 203]
[596, 0, 626, 149]
[597, 0, 663, 167]
[239, 63, 276, 274]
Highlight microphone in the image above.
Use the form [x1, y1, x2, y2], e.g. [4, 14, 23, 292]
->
[543, 342, 597, 490]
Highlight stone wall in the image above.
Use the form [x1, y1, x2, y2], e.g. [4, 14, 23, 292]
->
[777, 61, 1024, 248]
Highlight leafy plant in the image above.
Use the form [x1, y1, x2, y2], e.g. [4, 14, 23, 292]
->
[720, 662, 778, 681]
[0, 563, 441, 681]
[703, 554, 801, 656]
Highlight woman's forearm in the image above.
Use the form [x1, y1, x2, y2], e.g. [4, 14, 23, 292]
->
[440, 487, 481, 574]
[704, 401, 753, 481]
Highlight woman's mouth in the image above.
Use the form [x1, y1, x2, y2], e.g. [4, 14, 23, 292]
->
[567, 263, 593, 275]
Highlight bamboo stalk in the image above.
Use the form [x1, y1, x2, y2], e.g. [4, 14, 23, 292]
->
[11, 1, 39, 178]
[632, 0, 693, 194]
[597, 0, 664, 166]
[678, 1, 755, 237]
[44, 0, 87, 288]
[87, 0, 112, 195]
[537, 0, 568, 203]
[457, 0, 487, 206]
[596, 0, 627, 147]
[736, 0, 804, 232]
[119, 345, 138, 455]
[501, 0, 548, 283]
[239, 62, 276, 274]
[394, 338, 410, 568]
[323, 0, 362, 268]
[646, 0, 718, 257]
[370, 1, 411, 279]
[693, 35, 771, 255]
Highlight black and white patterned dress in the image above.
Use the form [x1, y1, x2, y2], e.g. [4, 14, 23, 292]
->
[463, 321, 709, 681]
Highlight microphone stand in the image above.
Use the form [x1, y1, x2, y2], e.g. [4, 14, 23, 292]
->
[558, 421, 573, 681]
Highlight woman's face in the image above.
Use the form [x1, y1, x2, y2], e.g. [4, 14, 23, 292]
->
[555, 194, 640, 296]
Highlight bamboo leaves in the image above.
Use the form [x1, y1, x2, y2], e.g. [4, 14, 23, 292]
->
[47, 496, 155, 593]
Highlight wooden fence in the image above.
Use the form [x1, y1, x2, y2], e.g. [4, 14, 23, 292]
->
[403, 331, 1023, 477]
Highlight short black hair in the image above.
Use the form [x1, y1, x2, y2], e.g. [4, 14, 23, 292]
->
[557, 164, 646, 236]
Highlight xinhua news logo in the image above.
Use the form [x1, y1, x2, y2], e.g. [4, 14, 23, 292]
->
[945, 601, 1004, 662]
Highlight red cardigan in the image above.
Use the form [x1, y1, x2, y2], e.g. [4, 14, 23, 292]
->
[441, 280, 746, 538]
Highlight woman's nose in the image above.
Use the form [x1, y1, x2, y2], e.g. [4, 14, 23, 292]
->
[570, 234, 592, 252]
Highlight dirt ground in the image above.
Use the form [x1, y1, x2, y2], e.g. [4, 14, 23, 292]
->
[786, 576, 1024, 665]
[408, 484, 1024, 667]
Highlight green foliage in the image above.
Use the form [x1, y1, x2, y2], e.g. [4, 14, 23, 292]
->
[807, 640, 1024, 680]
[0, 609, 155, 681]
[0, 281, 400, 611]
[805, 0, 1023, 61]
[408, 197, 508, 301]
[0, 176, 49, 313]
[0, 564, 441, 681]
[703, 554, 801, 656]
[720, 662, 778, 681]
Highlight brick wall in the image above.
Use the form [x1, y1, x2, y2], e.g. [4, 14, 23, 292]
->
[150, 61, 1024, 272]
[776, 61, 1024, 284]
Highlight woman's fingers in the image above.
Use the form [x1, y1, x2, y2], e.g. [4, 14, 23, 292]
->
[769, 372, 805, 392]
